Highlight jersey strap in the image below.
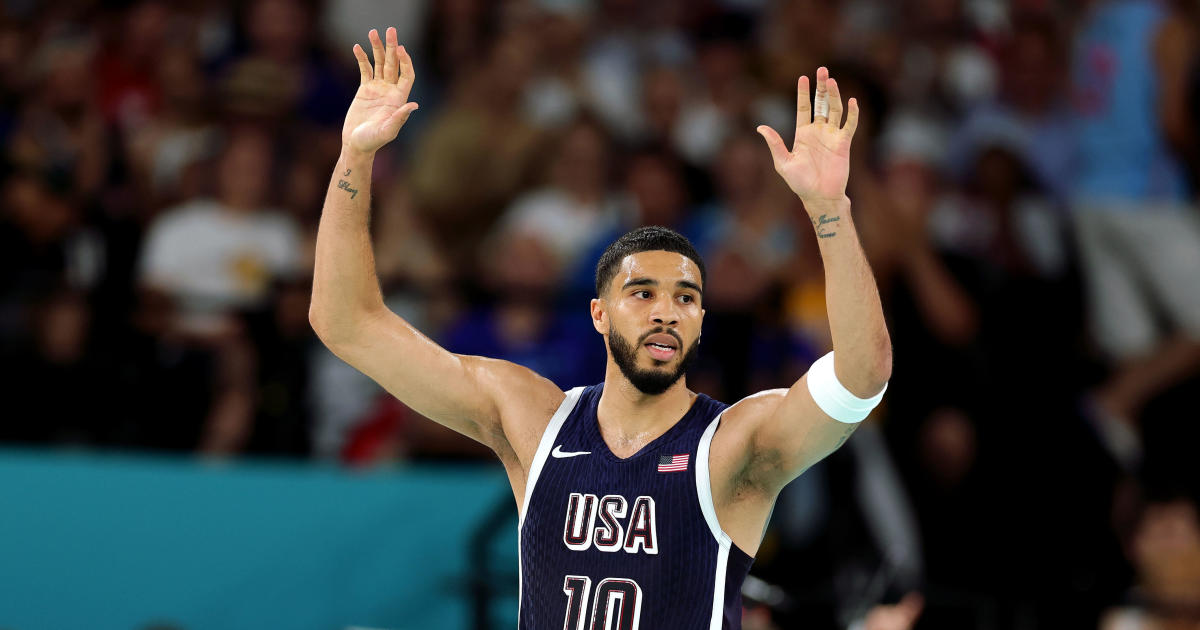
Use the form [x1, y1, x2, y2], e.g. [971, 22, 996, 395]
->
[520, 386, 586, 527]
[696, 412, 732, 629]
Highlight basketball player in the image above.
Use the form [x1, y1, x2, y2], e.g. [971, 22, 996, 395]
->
[311, 28, 891, 630]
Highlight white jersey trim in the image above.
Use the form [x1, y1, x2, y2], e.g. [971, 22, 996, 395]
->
[696, 412, 732, 547]
[518, 386, 585, 627]
[697, 412, 733, 629]
[520, 386, 586, 529]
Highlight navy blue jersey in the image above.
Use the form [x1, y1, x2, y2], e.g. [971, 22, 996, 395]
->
[519, 384, 755, 629]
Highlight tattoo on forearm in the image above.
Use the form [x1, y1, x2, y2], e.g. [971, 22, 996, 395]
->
[337, 178, 359, 199]
[812, 213, 841, 239]
[833, 424, 858, 449]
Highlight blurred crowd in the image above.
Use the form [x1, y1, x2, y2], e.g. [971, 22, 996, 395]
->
[2, 0, 1200, 628]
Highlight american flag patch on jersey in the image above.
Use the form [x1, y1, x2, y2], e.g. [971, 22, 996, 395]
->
[658, 454, 689, 472]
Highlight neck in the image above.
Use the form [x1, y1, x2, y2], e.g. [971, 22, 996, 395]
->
[597, 358, 696, 442]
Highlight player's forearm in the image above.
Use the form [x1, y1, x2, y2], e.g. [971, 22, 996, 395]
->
[310, 147, 386, 343]
[806, 195, 892, 397]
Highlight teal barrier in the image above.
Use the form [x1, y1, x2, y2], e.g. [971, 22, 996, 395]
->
[0, 449, 518, 630]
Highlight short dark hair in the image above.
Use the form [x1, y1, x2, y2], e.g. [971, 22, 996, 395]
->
[594, 226, 706, 297]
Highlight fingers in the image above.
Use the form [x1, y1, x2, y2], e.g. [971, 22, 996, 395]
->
[794, 75, 810, 145]
[843, 97, 860, 139]
[813, 66, 829, 125]
[383, 27, 398, 82]
[383, 102, 420, 137]
[827, 77, 844, 127]
[369, 28, 385, 81]
[352, 44, 371, 83]
[397, 43, 416, 87]
[756, 125, 789, 166]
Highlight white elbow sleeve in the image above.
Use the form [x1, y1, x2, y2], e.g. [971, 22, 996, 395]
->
[806, 351, 887, 423]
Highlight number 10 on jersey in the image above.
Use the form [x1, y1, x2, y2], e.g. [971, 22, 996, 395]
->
[563, 575, 643, 630]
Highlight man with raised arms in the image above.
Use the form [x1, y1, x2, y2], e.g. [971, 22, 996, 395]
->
[310, 26, 891, 630]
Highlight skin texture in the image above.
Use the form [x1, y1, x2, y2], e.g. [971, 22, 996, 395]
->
[311, 29, 891, 557]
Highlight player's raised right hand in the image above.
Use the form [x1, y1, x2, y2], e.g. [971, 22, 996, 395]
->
[343, 27, 418, 155]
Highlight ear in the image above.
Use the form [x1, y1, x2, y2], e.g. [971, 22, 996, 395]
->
[700, 307, 705, 338]
[590, 297, 608, 335]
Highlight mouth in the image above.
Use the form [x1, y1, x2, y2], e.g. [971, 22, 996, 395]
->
[642, 332, 680, 362]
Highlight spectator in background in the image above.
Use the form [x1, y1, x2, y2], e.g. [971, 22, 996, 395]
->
[123, 45, 218, 205]
[410, 29, 542, 265]
[7, 34, 108, 198]
[691, 132, 804, 399]
[442, 227, 600, 390]
[949, 12, 1075, 200]
[138, 128, 302, 338]
[496, 115, 625, 276]
[95, 0, 170, 133]
[521, 4, 591, 130]
[562, 146, 695, 303]
[107, 287, 256, 455]
[220, 0, 349, 130]
[579, 0, 693, 142]
[0, 171, 104, 347]
[675, 11, 789, 167]
[2, 289, 101, 444]
[1070, 0, 1200, 471]
[1103, 492, 1200, 630]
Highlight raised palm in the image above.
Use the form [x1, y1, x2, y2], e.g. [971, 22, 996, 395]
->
[343, 27, 419, 154]
[757, 67, 859, 205]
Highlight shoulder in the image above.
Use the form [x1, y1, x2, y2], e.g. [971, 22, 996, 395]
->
[721, 388, 788, 427]
[706, 389, 788, 469]
[465, 356, 570, 461]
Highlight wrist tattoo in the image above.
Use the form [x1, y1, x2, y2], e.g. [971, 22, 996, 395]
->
[812, 213, 841, 239]
[337, 178, 359, 199]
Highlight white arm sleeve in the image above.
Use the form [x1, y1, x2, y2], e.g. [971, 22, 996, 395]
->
[805, 351, 887, 423]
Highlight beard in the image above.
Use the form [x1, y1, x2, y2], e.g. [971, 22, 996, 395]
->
[608, 326, 700, 395]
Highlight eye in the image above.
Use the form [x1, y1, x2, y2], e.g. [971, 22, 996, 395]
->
[678, 294, 694, 304]
[634, 290, 652, 299]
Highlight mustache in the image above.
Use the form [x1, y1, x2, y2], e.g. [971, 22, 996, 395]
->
[637, 327, 683, 347]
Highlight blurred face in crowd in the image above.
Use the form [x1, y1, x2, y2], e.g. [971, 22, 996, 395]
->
[486, 230, 559, 300]
[641, 67, 683, 138]
[1132, 499, 1200, 606]
[248, 0, 310, 62]
[626, 154, 686, 227]
[217, 132, 273, 211]
[4, 175, 75, 244]
[482, 33, 535, 107]
[594, 251, 703, 395]
[157, 49, 205, 114]
[122, 1, 169, 61]
[973, 147, 1024, 204]
[552, 122, 608, 200]
[41, 40, 93, 114]
[1004, 19, 1061, 114]
[715, 135, 769, 204]
[36, 292, 90, 364]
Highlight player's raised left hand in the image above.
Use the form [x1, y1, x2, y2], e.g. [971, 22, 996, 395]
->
[342, 27, 418, 155]
[757, 67, 859, 206]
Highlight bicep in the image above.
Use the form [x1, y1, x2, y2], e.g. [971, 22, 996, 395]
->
[322, 307, 557, 451]
[741, 375, 862, 489]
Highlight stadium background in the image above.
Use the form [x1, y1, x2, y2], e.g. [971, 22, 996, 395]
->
[2, 0, 1200, 628]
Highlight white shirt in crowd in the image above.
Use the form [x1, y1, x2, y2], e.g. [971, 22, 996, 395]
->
[139, 198, 302, 314]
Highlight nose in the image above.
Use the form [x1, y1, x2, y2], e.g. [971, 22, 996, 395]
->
[649, 295, 679, 327]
